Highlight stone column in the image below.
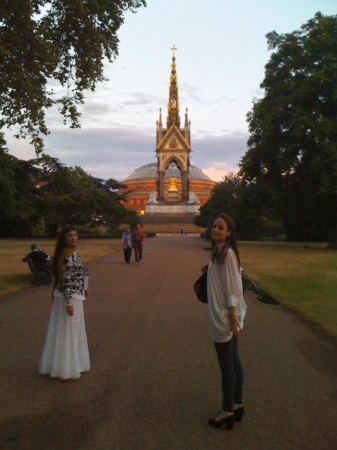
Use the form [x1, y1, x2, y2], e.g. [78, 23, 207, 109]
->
[158, 170, 165, 201]
[181, 170, 189, 201]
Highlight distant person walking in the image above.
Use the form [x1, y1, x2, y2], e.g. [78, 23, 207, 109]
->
[180, 227, 187, 236]
[121, 226, 133, 264]
[132, 223, 144, 264]
[202, 213, 247, 430]
[38, 225, 90, 380]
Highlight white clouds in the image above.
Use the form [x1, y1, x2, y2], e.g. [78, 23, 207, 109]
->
[43, 126, 155, 180]
[203, 162, 239, 183]
[6, 121, 247, 182]
[5, 0, 336, 184]
[82, 102, 112, 116]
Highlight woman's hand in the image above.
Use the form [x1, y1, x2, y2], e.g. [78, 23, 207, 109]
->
[85, 288, 90, 299]
[66, 305, 74, 316]
[229, 307, 241, 336]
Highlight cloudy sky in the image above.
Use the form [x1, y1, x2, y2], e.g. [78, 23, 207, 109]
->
[6, 0, 337, 182]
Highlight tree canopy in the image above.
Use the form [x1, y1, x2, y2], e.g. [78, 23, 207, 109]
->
[240, 12, 337, 247]
[0, 0, 146, 153]
[0, 149, 139, 237]
[194, 173, 266, 240]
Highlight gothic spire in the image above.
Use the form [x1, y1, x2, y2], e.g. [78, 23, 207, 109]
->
[184, 108, 191, 144]
[159, 107, 162, 126]
[156, 108, 163, 143]
[167, 45, 180, 128]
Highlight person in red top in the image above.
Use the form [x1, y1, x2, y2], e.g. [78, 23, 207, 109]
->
[132, 223, 144, 264]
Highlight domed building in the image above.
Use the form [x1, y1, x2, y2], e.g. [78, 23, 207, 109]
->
[121, 162, 215, 217]
[120, 46, 216, 224]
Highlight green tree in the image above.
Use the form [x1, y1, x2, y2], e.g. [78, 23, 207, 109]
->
[34, 158, 139, 235]
[0, 153, 139, 237]
[0, 0, 146, 153]
[240, 13, 337, 248]
[194, 174, 241, 229]
[0, 135, 16, 233]
[0, 149, 46, 236]
[194, 173, 263, 240]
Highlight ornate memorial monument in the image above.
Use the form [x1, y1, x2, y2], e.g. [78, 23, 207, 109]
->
[120, 47, 216, 225]
[144, 46, 205, 222]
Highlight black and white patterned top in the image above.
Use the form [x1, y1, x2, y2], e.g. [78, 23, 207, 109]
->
[54, 252, 88, 305]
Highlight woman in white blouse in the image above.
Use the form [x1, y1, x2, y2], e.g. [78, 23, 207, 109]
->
[203, 213, 247, 430]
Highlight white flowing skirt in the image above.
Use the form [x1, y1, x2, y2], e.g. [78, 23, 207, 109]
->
[38, 296, 90, 380]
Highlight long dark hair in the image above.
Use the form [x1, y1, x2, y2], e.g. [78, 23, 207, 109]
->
[211, 213, 241, 269]
[52, 225, 78, 277]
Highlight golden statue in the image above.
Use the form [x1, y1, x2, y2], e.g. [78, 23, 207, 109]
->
[168, 176, 178, 192]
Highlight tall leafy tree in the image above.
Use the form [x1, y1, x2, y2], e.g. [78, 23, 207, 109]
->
[0, 0, 146, 153]
[240, 13, 337, 248]
[0, 149, 46, 236]
[34, 158, 138, 235]
[0, 135, 16, 233]
[195, 174, 241, 229]
[194, 173, 263, 240]
[0, 153, 139, 236]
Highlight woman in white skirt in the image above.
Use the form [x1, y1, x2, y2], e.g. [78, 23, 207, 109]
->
[39, 225, 90, 380]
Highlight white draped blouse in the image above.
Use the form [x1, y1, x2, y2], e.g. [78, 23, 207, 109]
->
[207, 245, 247, 343]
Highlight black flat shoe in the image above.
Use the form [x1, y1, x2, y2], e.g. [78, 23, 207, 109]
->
[208, 413, 235, 430]
[233, 406, 245, 422]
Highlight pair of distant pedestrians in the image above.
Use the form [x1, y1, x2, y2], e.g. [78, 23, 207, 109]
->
[121, 223, 144, 264]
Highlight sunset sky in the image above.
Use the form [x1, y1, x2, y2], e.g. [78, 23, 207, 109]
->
[6, 0, 337, 182]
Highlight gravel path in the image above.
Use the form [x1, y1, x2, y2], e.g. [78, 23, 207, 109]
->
[0, 235, 336, 449]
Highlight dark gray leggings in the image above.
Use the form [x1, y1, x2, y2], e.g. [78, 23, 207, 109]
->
[214, 336, 244, 412]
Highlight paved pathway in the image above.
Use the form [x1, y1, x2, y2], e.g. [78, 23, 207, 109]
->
[0, 235, 336, 449]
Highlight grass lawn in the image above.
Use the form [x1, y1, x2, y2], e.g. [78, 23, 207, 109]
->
[0, 238, 120, 298]
[1, 238, 336, 341]
[239, 241, 337, 340]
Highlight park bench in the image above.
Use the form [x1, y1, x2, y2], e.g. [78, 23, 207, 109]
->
[22, 256, 53, 285]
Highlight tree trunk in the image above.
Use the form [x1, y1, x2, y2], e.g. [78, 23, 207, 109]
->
[326, 204, 337, 249]
[326, 227, 337, 249]
[48, 224, 58, 238]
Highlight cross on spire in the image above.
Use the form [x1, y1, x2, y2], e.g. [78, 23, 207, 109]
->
[171, 45, 177, 58]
